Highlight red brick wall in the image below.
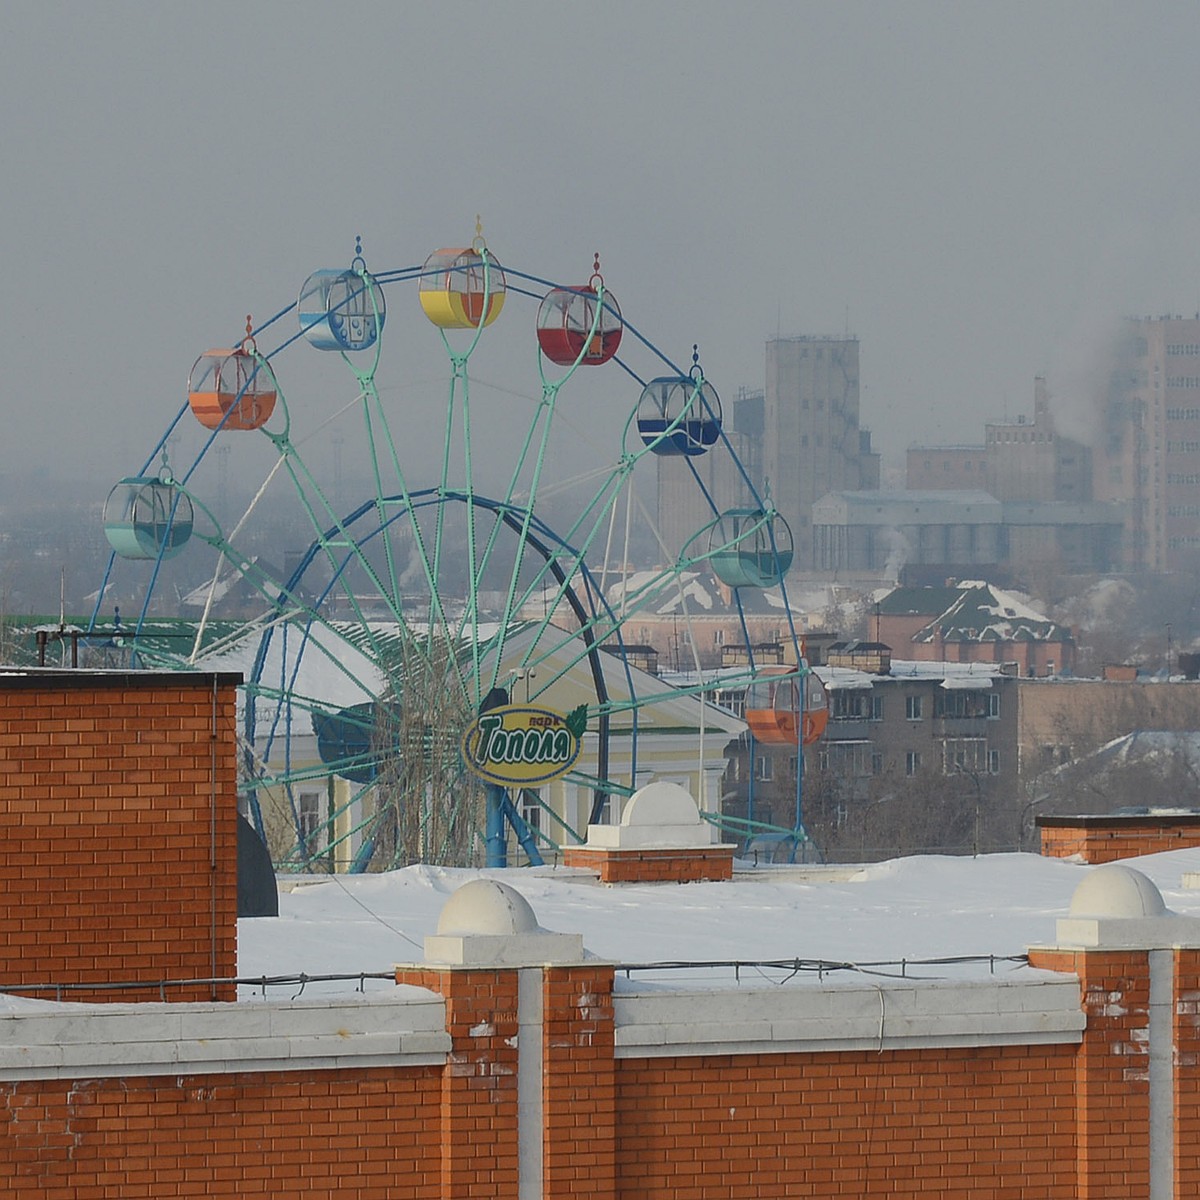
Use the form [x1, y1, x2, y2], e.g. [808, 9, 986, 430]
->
[0, 1066, 441, 1198]
[562, 847, 734, 884]
[1040, 821, 1200, 864]
[614, 1044, 1078, 1197]
[0, 674, 240, 1002]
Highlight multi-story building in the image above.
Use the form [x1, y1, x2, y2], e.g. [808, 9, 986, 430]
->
[908, 378, 1092, 505]
[720, 658, 1019, 832]
[811, 492, 1121, 580]
[1099, 316, 1200, 571]
[764, 337, 880, 569]
[894, 379, 1112, 580]
[905, 444, 988, 491]
[869, 581, 1076, 676]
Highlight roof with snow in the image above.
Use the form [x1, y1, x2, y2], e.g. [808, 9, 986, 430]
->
[880, 582, 1073, 646]
[604, 569, 803, 618]
[1037, 731, 1200, 797]
[230, 846, 1200, 1000]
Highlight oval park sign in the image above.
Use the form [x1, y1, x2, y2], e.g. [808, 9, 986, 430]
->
[461, 703, 586, 787]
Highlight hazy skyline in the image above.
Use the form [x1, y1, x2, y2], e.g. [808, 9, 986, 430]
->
[4, 1, 1200, 502]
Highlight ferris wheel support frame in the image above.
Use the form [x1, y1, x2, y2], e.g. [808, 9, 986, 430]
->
[89, 242, 823, 868]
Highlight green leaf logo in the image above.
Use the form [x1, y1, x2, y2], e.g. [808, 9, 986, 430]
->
[564, 704, 589, 739]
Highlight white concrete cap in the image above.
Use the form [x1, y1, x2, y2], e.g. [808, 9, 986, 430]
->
[585, 780, 731, 849]
[1043, 864, 1200, 950]
[422, 880, 585, 967]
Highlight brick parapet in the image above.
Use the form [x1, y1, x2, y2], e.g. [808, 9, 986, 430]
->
[614, 1043, 1077, 1196]
[1039, 816, 1200, 864]
[0, 1066, 442, 1198]
[561, 846, 734, 884]
[0, 675, 239, 1002]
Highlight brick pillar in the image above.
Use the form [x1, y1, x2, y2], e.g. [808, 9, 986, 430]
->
[1175, 948, 1200, 1199]
[396, 966, 520, 1198]
[1029, 947, 1151, 1198]
[1028, 863, 1200, 1200]
[542, 964, 616, 1198]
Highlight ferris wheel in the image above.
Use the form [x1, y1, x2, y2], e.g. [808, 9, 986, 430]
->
[90, 225, 821, 872]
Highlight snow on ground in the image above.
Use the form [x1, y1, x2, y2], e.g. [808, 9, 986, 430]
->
[235, 846, 1200, 999]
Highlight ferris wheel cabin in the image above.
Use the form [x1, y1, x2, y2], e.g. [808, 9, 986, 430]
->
[536, 282, 623, 366]
[744, 668, 829, 747]
[187, 345, 277, 431]
[298, 268, 385, 352]
[419, 248, 506, 329]
[636, 376, 722, 455]
[102, 477, 194, 560]
[708, 510, 794, 588]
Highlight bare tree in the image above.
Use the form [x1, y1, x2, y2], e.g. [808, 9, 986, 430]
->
[368, 636, 485, 870]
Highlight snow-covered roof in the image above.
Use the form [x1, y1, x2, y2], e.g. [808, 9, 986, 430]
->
[1047, 730, 1200, 779]
[819, 660, 1009, 691]
[881, 581, 1073, 646]
[603, 569, 803, 618]
[233, 846, 1200, 998]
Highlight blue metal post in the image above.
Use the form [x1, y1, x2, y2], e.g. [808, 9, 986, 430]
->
[500, 793, 545, 867]
[747, 733, 756, 827]
[485, 783, 507, 868]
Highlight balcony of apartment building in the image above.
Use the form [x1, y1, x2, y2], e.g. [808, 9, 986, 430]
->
[824, 686, 881, 743]
[931, 680, 1000, 736]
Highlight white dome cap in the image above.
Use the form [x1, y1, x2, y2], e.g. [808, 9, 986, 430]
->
[436, 879, 540, 937]
[1069, 865, 1167, 919]
[419, 879, 586, 967]
[621, 781, 703, 828]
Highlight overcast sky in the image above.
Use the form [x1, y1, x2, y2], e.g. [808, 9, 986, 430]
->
[4, 0, 1200, 501]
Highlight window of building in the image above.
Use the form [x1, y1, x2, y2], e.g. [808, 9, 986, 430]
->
[988, 750, 1000, 775]
[987, 691, 1000, 718]
[299, 791, 322, 847]
[871, 694, 884, 721]
[521, 790, 542, 834]
[941, 738, 986, 774]
[825, 742, 874, 777]
[871, 752, 883, 776]
[934, 690, 989, 719]
[905, 694, 923, 720]
[905, 751, 921, 776]
[833, 690, 869, 720]
[755, 755, 774, 782]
